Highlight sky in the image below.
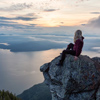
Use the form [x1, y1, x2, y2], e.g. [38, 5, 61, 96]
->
[0, 0, 100, 35]
[0, 0, 100, 95]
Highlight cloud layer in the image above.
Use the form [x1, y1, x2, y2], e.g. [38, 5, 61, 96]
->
[87, 16, 100, 28]
[91, 12, 100, 14]
[0, 3, 33, 11]
[0, 20, 36, 29]
[44, 9, 58, 12]
[0, 16, 37, 21]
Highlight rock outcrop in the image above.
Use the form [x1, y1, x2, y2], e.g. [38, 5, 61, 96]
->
[40, 55, 100, 100]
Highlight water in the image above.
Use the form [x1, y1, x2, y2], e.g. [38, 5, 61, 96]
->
[0, 48, 100, 95]
[0, 49, 62, 95]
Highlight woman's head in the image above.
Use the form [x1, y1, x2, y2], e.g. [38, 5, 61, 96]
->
[74, 30, 82, 43]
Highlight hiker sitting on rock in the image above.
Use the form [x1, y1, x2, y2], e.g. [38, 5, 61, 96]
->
[57, 30, 84, 66]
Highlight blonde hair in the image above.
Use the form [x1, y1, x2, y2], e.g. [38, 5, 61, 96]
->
[74, 30, 82, 43]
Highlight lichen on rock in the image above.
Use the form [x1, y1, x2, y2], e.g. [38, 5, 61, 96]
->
[40, 55, 100, 100]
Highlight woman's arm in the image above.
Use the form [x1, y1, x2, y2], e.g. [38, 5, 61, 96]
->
[74, 56, 78, 60]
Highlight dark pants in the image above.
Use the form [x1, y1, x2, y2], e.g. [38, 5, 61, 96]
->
[60, 43, 76, 64]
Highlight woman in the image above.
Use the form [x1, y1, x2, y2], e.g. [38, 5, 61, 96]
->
[57, 30, 84, 66]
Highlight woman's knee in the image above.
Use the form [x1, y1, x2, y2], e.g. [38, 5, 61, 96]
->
[69, 43, 74, 46]
[62, 50, 66, 53]
[67, 43, 73, 47]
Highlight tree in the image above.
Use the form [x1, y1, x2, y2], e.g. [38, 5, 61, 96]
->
[0, 90, 21, 100]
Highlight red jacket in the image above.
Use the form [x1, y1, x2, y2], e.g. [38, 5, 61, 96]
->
[73, 37, 84, 57]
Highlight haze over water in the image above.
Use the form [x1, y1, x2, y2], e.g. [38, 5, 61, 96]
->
[0, 34, 100, 95]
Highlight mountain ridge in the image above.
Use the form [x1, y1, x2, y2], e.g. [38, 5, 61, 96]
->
[17, 82, 51, 100]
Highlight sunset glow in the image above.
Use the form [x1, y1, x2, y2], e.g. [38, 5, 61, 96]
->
[0, 0, 100, 28]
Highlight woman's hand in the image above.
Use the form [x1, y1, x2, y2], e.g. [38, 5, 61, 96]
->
[74, 56, 78, 61]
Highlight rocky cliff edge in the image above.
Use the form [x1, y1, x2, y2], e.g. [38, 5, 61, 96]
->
[40, 55, 100, 100]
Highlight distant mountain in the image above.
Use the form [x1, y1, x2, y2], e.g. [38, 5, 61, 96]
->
[17, 82, 51, 100]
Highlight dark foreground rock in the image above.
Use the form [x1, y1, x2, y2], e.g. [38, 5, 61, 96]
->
[40, 55, 100, 100]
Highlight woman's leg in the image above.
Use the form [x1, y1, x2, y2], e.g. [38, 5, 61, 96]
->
[59, 50, 76, 65]
[60, 43, 74, 55]
[66, 43, 74, 50]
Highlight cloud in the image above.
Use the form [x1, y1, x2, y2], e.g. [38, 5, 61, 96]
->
[26, 13, 36, 16]
[0, 43, 9, 46]
[0, 16, 37, 21]
[81, 24, 86, 26]
[90, 12, 100, 14]
[92, 47, 100, 50]
[28, 35, 69, 44]
[15, 16, 37, 21]
[92, 47, 100, 53]
[0, 33, 5, 35]
[0, 15, 38, 31]
[87, 16, 100, 28]
[0, 40, 66, 52]
[76, 0, 89, 3]
[0, 20, 17, 24]
[76, 0, 89, 2]
[60, 22, 64, 24]
[0, 21, 36, 29]
[0, 3, 33, 11]
[44, 9, 58, 12]
[0, 1, 59, 12]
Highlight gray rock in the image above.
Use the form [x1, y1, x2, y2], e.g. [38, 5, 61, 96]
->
[40, 55, 100, 100]
[40, 63, 50, 72]
[92, 57, 100, 64]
